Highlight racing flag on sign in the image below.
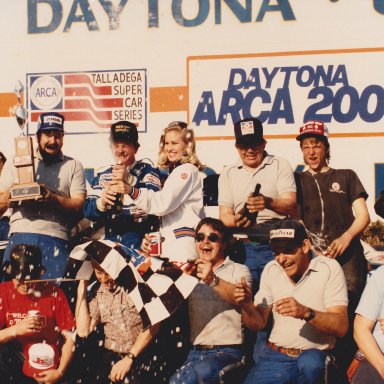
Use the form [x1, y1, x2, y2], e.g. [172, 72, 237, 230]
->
[64, 239, 198, 330]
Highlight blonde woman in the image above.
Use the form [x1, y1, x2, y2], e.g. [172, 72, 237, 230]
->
[116, 122, 205, 261]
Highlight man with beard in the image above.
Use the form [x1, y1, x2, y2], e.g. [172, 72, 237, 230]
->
[0, 112, 86, 279]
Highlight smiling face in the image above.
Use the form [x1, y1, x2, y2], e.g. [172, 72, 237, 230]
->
[38, 130, 64, 158]
[195, 224, 226, 268]
[13, 279, 35, 295]
[271, 239, 311, 283]
[301, 137, 328, 173]
[110, 140, 137, 166]
[164, 129, 187, 163]
[236, 141, 266, 169]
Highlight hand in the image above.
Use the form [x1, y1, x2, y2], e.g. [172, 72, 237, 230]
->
[13, 316, 43, 336]
[246, 194, 272, 213]
[195, 259, 215, 285]
[99, 187, 119, 210]
[234, 211, 251, 228]
[234, 277, 253, 307]
[273, 297, 308, 319]
[37, 368, 63, 384]
[112, 163, 128, 182]
[0, 191, 11, 209]
[326, 232, 352, 259]
[141, 233, 151, 255]
[109, 355, 133, 383]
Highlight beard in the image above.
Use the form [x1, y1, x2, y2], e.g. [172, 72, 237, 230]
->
[39, 144, 61, 163]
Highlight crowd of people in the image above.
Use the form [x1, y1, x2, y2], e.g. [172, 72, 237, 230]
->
[0, 112, 382, 384]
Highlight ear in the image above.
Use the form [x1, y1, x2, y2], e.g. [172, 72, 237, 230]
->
[302, 239, 311, 253]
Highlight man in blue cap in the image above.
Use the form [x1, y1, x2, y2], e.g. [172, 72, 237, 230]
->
[0, 112, 86, 279]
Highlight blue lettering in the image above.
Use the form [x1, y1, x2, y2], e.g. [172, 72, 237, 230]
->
[64, 0, 99, 32]
[332, 86, 359, 123]
[280, 67, 298, 88]
[263, 67, 279, 88]
[28, 0, 62, 34]
[227, 68, 247, 90]
[242, 89, 271, 123]
[374, 0, 384, 14]
[172, 0, 209, 27]
[214, 0, 252, 24]
[296, 66, 315, 87]
[256, 0, 296, 22]
[359, 85, 384, 122]
[217, 90, 243, 125]
[148, 0, 159, 27]
[192, 91, 217, 125]
[269, 88, 294, 123]
[304, 86, 333, 122]
[98, 0, 128, 30]
[246, 68, 262, 89]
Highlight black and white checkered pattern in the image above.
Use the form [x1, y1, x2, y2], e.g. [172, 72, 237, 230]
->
[65, 239, 198, 329]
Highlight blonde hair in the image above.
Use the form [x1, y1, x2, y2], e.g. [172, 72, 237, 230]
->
[157, 124, 205, 171]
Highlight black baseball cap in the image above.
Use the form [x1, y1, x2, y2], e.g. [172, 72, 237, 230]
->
[269, 219, 308, 247]
[110, 121, 138, 144]
[9, 244, 43, 280]
[234, 118, 264, 146]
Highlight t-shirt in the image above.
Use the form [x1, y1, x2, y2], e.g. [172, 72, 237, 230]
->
[355, 266, 384, 353]
[219, 154, 296, 225]
[0, 281, 75, 349]
[254, 255, 348, 350]
[295, 168, 368, 248]
[0, 153, 86, 240]
[189, 257, 252, 345]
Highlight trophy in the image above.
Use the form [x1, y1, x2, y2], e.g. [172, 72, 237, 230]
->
[9, 81, 44, 202]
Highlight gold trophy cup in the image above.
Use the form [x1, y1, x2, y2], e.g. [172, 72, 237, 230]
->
[9, 81, 44, 202]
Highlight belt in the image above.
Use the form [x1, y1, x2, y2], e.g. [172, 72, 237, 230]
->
[193, 344, 242, 351]
[267, 342, 302, 358]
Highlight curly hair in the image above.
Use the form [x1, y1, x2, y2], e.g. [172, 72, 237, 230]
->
[157, 123, 205, 171]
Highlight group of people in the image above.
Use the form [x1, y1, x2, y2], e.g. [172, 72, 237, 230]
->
[0, 111, 381, 384]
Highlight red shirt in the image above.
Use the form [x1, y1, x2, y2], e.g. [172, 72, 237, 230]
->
[0, 281, 75, 349]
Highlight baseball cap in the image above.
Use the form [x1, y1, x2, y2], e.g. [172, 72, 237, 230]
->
[269, 219, 308, 247]
[234, 118, 264, 146]
[9, 244, 43, 280]
[23, 343, 59, 378]
[296, 120, 329, 141]
[110, 121, 138, 144]
[37, 112, 64, 132]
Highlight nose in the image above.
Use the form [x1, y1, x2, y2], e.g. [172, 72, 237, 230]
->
[275, 254, 287, 264]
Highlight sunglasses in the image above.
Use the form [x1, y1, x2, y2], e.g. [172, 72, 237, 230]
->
[271, 245, 299, 257]
[195, 232, 222, 243]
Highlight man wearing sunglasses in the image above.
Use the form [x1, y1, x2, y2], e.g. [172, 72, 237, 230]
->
[170, 217, 252, 384]
[235, 219, 348, 384]
[0, 112, 86, 279]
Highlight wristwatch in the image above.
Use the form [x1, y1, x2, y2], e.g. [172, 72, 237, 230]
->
[209, 274, 220, 288]
[304, 308, 316, 322]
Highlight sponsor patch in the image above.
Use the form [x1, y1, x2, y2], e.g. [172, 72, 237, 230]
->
[270, 229, 295, 239]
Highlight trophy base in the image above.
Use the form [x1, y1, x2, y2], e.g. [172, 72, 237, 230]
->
[10, 183, 44, 202]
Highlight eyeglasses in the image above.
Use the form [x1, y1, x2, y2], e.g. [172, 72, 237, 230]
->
[195, 232, 222, 243]
[237, 144, 263, 151]
[271, 245, 299, 257]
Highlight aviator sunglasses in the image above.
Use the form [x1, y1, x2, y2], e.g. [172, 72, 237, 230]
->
[195, 232, 222, 243]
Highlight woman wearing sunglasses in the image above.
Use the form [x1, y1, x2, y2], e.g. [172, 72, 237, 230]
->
[124, 122, 205, 262]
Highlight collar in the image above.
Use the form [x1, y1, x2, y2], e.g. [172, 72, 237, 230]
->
[236, 152, 272, 171]
[213, 256, 233, 273]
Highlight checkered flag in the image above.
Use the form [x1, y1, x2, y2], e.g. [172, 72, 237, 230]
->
[64, 239, 198, 329]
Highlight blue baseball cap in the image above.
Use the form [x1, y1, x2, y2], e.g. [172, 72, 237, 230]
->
[37, 112, 65, 132]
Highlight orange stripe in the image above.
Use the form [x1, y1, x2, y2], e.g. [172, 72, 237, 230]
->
[0, 93, 19, 117]
[150, 86, 188, 112]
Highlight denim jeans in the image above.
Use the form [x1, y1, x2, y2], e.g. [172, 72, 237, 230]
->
[4, 233, 70, 279]
[169, 347, 243, 384]
[243, 242, 274, 366]
[244, 346, 327, 384]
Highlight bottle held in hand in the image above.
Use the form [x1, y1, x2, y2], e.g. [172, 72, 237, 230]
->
[241, 183, 261, 226]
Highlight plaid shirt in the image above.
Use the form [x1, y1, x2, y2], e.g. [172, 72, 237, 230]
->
[89, 284, 143, 353]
